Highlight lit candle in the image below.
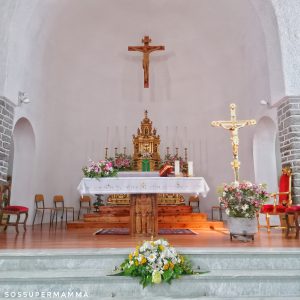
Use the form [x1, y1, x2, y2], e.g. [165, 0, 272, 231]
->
[188, 161, 193, 177]
[175, 160, 180, 176]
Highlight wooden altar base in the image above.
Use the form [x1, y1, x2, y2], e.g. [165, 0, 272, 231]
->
[67, 205, 225, 231]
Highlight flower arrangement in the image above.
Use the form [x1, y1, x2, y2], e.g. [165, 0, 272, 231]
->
[218, 181, 268, 218]
[82, 159, 118, 178]
[111, 153, 133, 171]
[114, 239, 203, 287]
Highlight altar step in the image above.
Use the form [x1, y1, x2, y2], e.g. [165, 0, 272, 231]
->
[67, 220, 224, 229]
[0, 249, 299, 299]
[67, 205, 224, 230]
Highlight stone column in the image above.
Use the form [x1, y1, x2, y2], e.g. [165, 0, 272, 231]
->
[0, 96, 14, 182]
[277, 96, 300, 204]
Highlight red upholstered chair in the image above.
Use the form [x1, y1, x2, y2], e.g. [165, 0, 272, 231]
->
[285, 205, 300, 238]
[259, 167, 292, 232]
[0, 205, 29, 233]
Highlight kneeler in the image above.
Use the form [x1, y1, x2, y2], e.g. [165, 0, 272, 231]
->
[259, 167, 292, 232]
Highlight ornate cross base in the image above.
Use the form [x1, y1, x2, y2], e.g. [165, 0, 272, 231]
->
[130, 194, 158, 236]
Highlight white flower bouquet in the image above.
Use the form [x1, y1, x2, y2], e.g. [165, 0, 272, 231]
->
[114, 239, 205, 287]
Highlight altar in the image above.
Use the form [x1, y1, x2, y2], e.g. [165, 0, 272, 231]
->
[78, 176, 209, 236]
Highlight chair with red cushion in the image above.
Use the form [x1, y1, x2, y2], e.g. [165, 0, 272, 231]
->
[259, 166, 292, 232]
[0, 205, 29, 233]
[285, 205, 300, 238]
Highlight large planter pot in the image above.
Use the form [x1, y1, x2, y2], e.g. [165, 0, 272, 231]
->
[228, 217, 258, 236]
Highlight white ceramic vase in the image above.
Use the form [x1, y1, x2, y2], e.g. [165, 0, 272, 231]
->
[228, 217, 258, 235]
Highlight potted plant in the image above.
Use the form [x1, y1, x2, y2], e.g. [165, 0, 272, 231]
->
[218, 181, 268, 239]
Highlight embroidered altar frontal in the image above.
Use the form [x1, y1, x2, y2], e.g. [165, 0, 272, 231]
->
[77, 177, 209, 197]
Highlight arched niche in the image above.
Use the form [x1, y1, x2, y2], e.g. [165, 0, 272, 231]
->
[253, 116, 280, 226]
[10, 117, 36, 224]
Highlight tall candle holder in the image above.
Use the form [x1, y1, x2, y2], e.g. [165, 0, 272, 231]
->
[184, 148, 188, 162]
[105, 148, 108, 159]
[114, 147, 118, 158]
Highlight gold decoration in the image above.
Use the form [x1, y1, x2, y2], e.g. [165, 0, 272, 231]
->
[132, 110, 161, 171]
[211, 103, 256, 182]
[107, 193, 185, 206]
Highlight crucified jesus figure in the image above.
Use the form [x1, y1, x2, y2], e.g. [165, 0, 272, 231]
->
[128, 36, 165, 88]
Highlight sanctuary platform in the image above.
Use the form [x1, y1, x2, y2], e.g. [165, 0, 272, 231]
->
[1, 225, 300, 299]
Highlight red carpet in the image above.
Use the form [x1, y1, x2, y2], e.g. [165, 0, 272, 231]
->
[94, 228, 197, 235]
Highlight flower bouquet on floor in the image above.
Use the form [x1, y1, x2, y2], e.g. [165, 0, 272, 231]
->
[218, 181, 268, 239]
[82, 159, 118, 178]
[218, 181, 268, 218]
[112, 239, 207, 287]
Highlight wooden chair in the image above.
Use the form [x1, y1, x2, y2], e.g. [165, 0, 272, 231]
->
[78, 195, 91, 219]
[52, 195, 74, 225]
[188, 195, 200, 212]
[285, 206, 300, 238]
[211, 203, 225, 221]
[259, 166, 292, 232]
[0, 205, 29, 233]
[32, 194, 54, 225]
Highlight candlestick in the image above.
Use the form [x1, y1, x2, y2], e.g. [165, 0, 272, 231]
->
[123, 147, 126, 155]
[175, 160, 180, 176]
[184, 148, 188, 162]
[114, 147, 118, 158]
[175, 147, 179, 158]
[166, 147, 169, 156]
[105, 147, 108, 159]
[188, 161, 193, 177]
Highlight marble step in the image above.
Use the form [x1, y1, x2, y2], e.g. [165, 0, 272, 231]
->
[0, 269, 299, 298]
[0, 248, 300, 271]
[20, 296, 299, 300]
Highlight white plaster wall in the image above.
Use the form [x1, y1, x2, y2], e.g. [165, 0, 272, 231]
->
[1, 0, 287, 217]
[253, 117, 280, 226]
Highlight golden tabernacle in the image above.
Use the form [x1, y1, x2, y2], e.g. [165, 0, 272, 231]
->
[107, 110, 184, 206]
[132, 110, 161, 171]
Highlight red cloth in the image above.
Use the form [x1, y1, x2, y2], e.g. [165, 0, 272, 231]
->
[3, 205, 29, 213]
[279, 173, 290, 204]
[286, 206, 300, 212]
[159, 165, 173, 177]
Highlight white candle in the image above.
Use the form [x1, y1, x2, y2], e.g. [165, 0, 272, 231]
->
[188, 161, 193, 177]
[175, 160, 180, 176]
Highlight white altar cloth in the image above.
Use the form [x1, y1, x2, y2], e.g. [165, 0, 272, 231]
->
[77, 177, 210, 197]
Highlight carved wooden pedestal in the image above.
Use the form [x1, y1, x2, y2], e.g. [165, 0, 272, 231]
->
[130, 194, 158, 236]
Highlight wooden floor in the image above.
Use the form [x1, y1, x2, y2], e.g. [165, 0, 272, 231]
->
[0, 223, 300, 249]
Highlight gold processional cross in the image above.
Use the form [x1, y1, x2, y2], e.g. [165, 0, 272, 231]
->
[211, 103, 256, 182]
[128, 36, 165, 88]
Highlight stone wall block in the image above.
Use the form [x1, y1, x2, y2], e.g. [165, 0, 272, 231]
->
[0, 96, 14, 181]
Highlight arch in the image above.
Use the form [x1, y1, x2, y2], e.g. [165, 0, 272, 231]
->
[253, 116, 280, 225]
[10, 117, 36, 223]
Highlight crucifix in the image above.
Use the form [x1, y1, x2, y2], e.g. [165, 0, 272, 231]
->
[211, 103, 256, 182]
[128, 36, 165, 88]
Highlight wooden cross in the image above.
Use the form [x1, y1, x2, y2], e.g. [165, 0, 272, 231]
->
[128, 36, 165, 88]
[211, 103, 256, 182]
